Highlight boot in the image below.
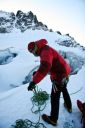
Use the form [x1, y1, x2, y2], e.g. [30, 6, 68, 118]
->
[42, 114, 57, 126]
[64, 102, 72, 113]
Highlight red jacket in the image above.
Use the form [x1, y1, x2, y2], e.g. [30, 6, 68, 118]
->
[33, 39, 71, 84]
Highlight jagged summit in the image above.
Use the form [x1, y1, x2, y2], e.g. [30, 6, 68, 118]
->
[0, 10, 48, 33]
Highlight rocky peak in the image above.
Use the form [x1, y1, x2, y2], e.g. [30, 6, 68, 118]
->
[0, 10, 48, 33]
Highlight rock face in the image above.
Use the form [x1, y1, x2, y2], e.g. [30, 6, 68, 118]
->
[0, 10, 48, 33]
[55, 34, 85, 51]
[0, 11, 15, 33]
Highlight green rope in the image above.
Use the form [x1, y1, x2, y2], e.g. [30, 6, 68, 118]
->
[11, 119, 47, 128]
[31, 87, 49, 113]
[11, 87, 49, 128]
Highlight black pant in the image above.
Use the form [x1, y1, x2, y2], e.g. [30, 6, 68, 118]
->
[51, 83, 72, 121]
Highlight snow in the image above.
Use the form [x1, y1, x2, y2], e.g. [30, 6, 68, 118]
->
[0, 11, 11, 18]
[0, 29, 85, 128]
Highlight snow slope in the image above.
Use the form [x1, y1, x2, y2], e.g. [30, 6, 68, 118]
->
[0, 29, 85, 128]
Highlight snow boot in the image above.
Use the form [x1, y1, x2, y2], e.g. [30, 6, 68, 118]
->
[64, 102, 72, 113]
[42, 114, 57, 126]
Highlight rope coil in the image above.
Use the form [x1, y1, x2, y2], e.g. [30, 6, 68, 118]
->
[31, 88, 49, 113]
[11, 119, 47, 128]
[11, 87, 49, 128]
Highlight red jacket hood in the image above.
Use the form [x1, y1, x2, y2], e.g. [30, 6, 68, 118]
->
[35, 39, 48, 55]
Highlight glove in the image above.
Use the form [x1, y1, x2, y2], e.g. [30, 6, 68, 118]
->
[27, 81, 36, 91]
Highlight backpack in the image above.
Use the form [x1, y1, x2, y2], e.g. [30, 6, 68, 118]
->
[77, 100, 85, 128]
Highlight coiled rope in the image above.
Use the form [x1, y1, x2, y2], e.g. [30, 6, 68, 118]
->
[31, 87, 49, 113]
[11, 118, 47, 128]
[11, 87, 49, 128]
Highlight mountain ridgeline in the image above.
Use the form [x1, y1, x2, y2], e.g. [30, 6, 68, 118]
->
[0, 10, 49, 33]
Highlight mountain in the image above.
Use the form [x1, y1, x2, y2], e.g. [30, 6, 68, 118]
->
[0, 10, 85, 49]
[0, 10, 48, 33]
[0, 10, 85, 128]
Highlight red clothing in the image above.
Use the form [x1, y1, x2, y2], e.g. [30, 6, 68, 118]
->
[77, 100, 85, 117]
[33, 39, 71, 84]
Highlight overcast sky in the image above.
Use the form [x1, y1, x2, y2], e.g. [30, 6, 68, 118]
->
[0, 0, 85, 46]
